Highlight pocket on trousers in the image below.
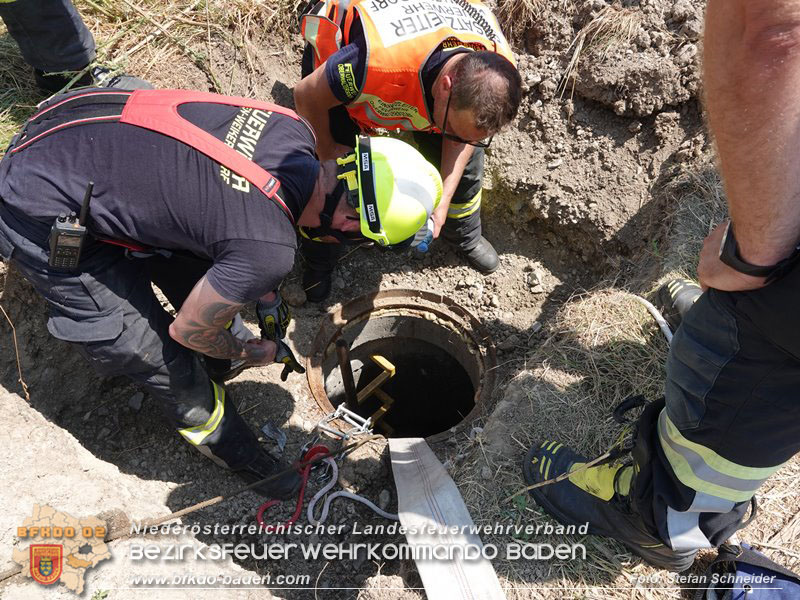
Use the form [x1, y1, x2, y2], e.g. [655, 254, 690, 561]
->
[665, 291, 740, 430]
[47, 308, 124, 343]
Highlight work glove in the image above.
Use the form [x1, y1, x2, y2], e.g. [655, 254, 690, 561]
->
[256, 292, 291, 341]
[274, 339, 305, 381]
[257, 292, 304, 380]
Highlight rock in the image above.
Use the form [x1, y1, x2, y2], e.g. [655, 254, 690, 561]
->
[670, 0, 695, 22]
[674, 44, 697, 67]
[332, 276, 346, 290]
[98, 427, 111, 439]
[538, 79, 557, 100]
[526, 72, 542, 87]
[498, 334, 520, 351]
[490, 295, 500, 307]
[526, 270, 543, 288]
[378, 489, 391, 511]
[128, 392, 144, 412]
[481, 466, 493, 480]
[529, 321, 543, 336]
[681, 18, 703, 39]
[281, 282, 307, 307]
[628, 121, 642, 133]
[654, 112, 680, 142]
[530, 284, 545, 294]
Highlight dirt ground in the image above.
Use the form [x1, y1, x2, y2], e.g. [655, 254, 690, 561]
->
[1, 0, 799, 599]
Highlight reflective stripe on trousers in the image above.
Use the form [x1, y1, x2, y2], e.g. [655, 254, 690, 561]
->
[178, 380, 226, 446]
[658, 408, 784, 550]
[447, 189, 481, 219]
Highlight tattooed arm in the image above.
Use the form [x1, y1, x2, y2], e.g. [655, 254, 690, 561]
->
[168, 276, 276, 366]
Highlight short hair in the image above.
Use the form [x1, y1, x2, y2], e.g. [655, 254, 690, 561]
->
[449, 51, 522, 134]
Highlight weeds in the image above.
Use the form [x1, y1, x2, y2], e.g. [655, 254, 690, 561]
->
[559, 4, 641, 99]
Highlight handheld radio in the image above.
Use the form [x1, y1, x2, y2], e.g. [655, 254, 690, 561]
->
[48, 181, 93, 269]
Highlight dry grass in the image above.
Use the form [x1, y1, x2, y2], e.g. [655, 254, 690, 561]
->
[453, 147, 800, 597]
[496, 0, 547, 44]
[455, 289, 681, 599]
[660, 156, 728, 277]
[1, 2, 797, 598]
[0, 0, 304, 148]
[559, 4, 641, 99]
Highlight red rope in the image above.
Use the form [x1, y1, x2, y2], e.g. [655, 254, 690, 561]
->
[256, 445, 331, 533]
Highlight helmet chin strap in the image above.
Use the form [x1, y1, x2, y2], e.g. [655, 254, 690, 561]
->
[298, 179, 366, 245]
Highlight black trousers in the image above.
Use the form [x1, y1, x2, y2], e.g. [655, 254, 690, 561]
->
[634, 264, 800, 551]
[0, 203, 262, 470]
[0, 0, 95, 72]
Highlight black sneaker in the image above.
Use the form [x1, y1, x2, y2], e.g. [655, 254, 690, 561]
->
[522, 441, 697, 571]
[33, 68, 93, 93]
[235, 449, 302, 500]
[303, 268, 333, 303]
[88, 66, 154, 90]
[464, 236, 500, 274]
[656, 278, 702, 332]
[33, 65, 154, 93]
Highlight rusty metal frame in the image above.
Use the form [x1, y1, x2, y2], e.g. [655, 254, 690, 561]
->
[306, 289, 497, 444]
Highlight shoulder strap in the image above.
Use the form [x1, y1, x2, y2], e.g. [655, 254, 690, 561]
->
[120, 89, 313, 225]
[9, 90, 132, 155]
[735, 545, 800, 582]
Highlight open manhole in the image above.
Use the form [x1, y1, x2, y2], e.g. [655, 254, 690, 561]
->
[307, 289, 496, 443]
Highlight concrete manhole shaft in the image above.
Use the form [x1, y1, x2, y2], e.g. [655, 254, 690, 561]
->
[307, 289, 496, 443]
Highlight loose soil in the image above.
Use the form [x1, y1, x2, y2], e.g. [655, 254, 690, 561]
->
[2, 0, 798, 599]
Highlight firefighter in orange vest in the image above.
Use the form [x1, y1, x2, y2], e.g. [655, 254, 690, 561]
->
[295, 0, 522, 301]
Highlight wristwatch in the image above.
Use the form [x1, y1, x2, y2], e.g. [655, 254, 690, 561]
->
[719, 221, 800, 281]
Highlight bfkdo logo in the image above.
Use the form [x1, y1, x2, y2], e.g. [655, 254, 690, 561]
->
[14, 505, 111, 594]
[30, 544, 62, 585]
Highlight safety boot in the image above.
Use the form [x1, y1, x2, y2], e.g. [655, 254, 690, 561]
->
[177, 373, 302, 499]
[522, 441, 696, 571]
[463, 236, 500, 274]
[33, 65, 153, 93]
[522, 441, 697, 571]
[656, 278, 702, 332]
[235, 448, 302, 500]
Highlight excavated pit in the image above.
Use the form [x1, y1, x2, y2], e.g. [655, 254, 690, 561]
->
[307, 289, 496, 443]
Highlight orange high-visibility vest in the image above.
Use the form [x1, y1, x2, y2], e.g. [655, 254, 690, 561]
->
[302, 0, 515, 133]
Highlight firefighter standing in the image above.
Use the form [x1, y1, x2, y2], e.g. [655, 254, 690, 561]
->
[522, 0, 800, 572]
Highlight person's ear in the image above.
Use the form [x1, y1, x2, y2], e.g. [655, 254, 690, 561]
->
[442, 74, 453, 93]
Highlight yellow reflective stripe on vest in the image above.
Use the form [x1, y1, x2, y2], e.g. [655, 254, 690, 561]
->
[178, 382, 225, 446]
[658, 410, 782, 503]
[358, 94, 431, 131]
[447, 190, 482, 219]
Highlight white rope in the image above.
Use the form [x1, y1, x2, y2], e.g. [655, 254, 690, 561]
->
[307, 457, 399, 525]
[630, 294, 674, 345]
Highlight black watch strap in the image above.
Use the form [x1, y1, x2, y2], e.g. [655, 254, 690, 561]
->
[719, 222, 800, 282]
